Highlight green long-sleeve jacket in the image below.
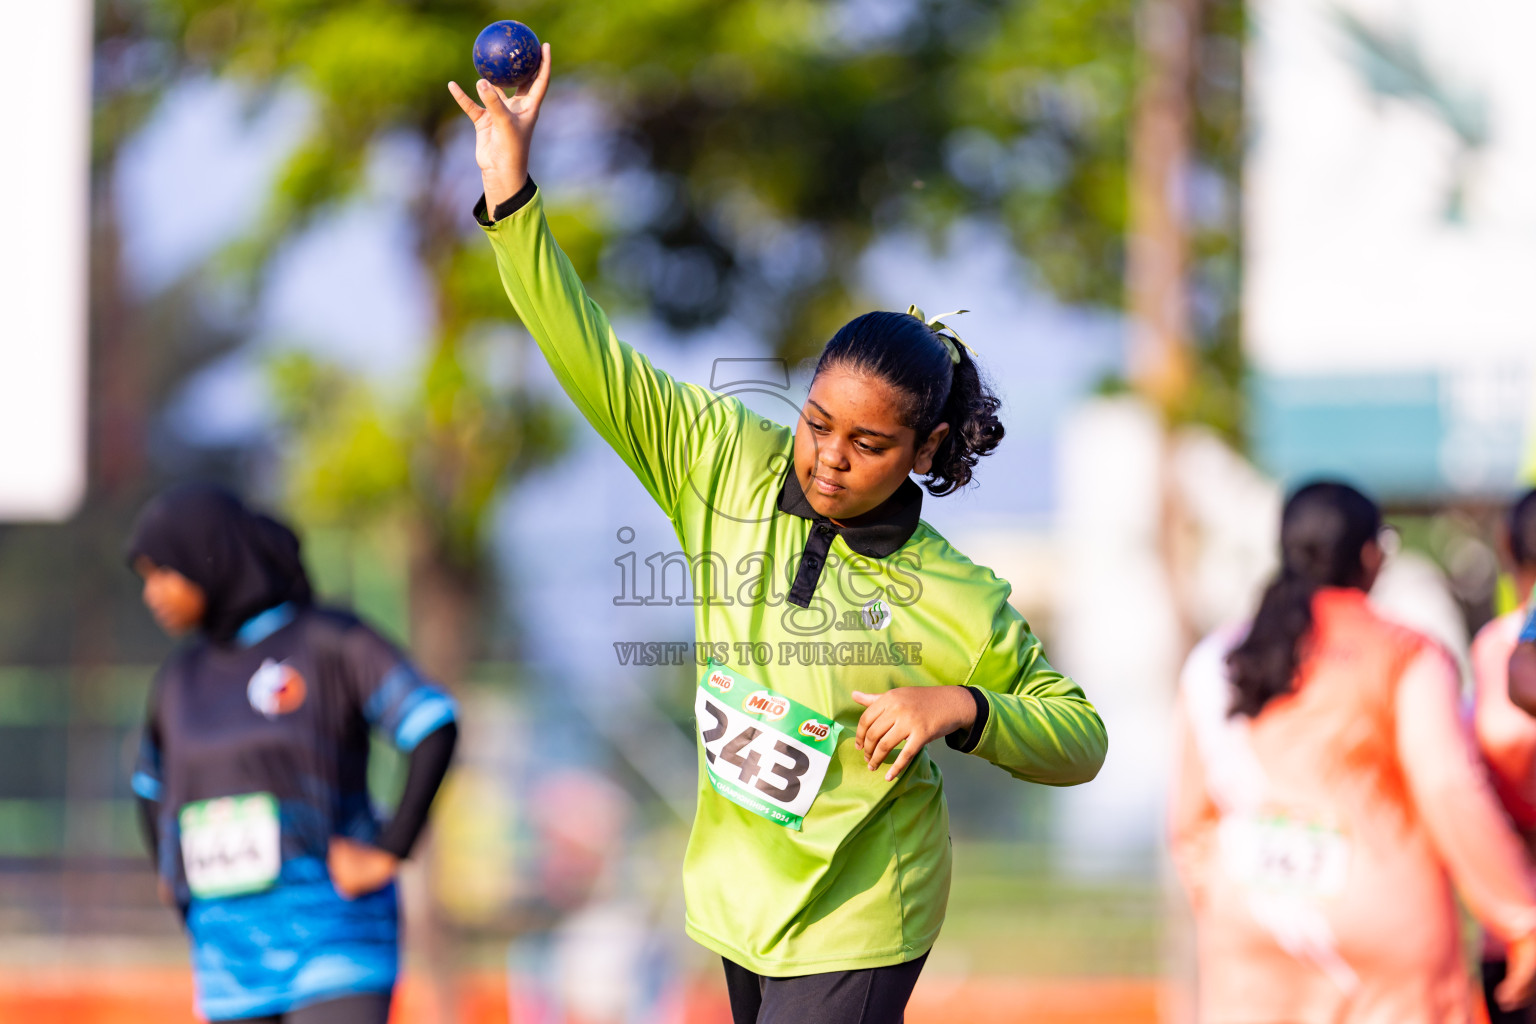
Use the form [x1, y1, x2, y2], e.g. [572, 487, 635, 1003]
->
[479, 182, 1106, 976]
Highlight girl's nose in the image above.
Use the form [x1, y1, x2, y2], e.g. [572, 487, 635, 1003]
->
[818, 444, 849, 470]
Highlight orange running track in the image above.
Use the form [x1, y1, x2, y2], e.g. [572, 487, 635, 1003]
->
[0, 967, 1163, 1024]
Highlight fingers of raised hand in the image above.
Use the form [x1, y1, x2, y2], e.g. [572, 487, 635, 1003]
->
[475, 78, 514, 120]
[448, 81, 485, 120]
[523, 42, 553, 107]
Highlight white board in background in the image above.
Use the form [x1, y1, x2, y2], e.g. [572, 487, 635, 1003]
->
[0, 0, 91, 521]
[1247, 0, 1536, 374]
[1244, 0, 1536, 497]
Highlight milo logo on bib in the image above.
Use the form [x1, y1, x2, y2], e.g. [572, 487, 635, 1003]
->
[743, 691, 788, 720]
[695, 660, 842, 831]
[799, 720, 831, 741]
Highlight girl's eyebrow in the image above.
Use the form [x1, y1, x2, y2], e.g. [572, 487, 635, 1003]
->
[805, 399, 897, 441]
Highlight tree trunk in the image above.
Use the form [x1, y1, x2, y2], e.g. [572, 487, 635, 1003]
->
[1128, 0, 1202, 655]
[88, 169, 147, 498]
[1128, 0, 1200, 414]
[407, 524, 478, 688]
[1128, 3, 1203, 1020]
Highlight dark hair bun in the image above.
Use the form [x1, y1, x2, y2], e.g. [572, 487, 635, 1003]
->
[815, 310, 1004, 495]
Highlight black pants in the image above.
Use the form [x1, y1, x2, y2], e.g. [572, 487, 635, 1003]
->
[1484, 960, 1536, 1024]
[723, 952, 928, 1024]
[226, 991, 392, 1024]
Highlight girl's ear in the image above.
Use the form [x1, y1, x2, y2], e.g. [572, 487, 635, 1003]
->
[913, 423, 950, 476]
[1359, 537, 1385, 591]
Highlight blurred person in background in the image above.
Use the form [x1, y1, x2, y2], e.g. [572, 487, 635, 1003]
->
[1473, 488, 1536, 1023]
[1508, 493, 1536, 761]
[127, 484, 459, 1024]
[508, 771, 683, 1024]
[1515, 616, 1536, 715]
[1171, 480, 1536, 1023]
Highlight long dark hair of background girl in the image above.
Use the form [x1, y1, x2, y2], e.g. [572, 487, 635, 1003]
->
[815, 310, 1005, 495]
[1226, 481, 1382, 718]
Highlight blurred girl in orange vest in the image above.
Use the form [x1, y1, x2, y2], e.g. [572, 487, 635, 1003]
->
[1171, 481, 1536, 1022]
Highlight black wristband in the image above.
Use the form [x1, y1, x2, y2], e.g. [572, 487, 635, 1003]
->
[944, 686, 990, 754]
[473, 176, 539, 226]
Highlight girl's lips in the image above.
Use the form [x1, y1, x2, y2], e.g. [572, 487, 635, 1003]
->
[813, 475, 844, 495]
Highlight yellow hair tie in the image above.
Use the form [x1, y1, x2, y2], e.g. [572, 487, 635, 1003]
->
[906, 305, 976, 364]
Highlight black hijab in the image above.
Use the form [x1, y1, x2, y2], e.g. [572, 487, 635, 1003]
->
[127, 483, 313, 644]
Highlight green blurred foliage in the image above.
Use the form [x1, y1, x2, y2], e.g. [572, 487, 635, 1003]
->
[98, 0, 1244, 583]
[119, 0, 1241, 342]
[268, 344, 567, 570]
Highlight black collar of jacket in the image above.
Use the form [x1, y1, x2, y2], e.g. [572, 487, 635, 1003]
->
[777, 466, 924, 607]
[777, 467, 924, 556]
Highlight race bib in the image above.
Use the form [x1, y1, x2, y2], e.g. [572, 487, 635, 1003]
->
[1219, 813, 1350, 898]
[695, 661, 843, 830]
[178, 793, 281, 899]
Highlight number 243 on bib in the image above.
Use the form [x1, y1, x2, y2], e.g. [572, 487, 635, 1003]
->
[695, 661, 842, 830]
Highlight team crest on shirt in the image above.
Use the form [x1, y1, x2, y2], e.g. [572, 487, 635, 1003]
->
[248, 659, 308, 717]
[862, 597, 892, 631]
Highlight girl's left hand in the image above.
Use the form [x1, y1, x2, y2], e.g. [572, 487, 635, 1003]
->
[852, 686, 977, 781]
[327, 837, 400, 900]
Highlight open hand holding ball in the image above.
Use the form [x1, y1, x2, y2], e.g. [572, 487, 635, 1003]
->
[473, 20, 542, 91]
[449, 28, 551, 214]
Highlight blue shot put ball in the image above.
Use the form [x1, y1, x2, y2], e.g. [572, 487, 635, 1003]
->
[473, 20, 542, 91]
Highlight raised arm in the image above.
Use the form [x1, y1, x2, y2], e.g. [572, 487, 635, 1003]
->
[449, 50, 745, 514]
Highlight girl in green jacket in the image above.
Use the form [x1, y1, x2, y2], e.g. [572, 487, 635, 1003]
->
[449, 45, 1107, 1024]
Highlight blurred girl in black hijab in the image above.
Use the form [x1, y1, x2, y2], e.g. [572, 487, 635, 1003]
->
[128, 483, 313, 644]
[127, 483, 457, 1024]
